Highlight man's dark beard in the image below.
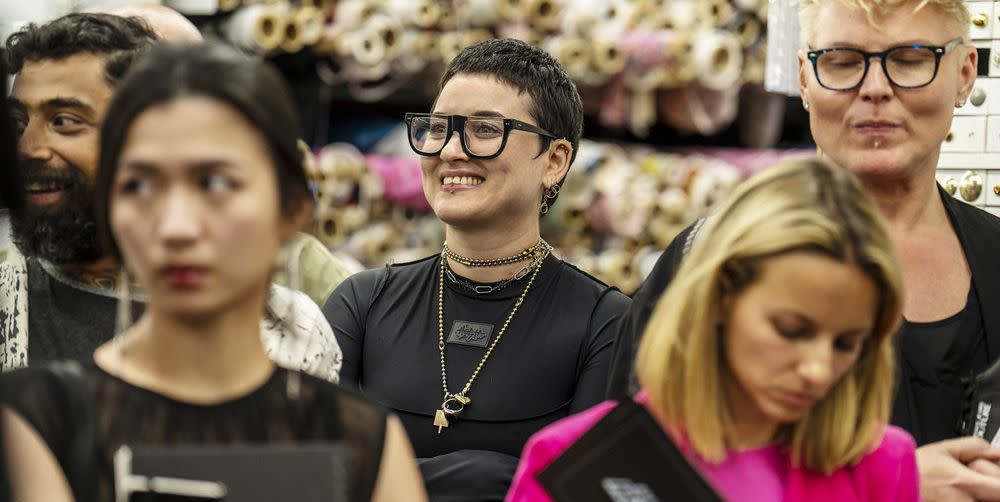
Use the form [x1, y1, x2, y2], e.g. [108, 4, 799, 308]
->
[10, 159, 104, 264]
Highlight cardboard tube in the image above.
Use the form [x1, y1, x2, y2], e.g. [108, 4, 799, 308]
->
[526, 0, 562, 32]
[691, 30, 743, 90]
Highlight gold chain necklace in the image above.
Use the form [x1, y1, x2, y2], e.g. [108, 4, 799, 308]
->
[442, 240, 545, 268]
[433, 248, 548, 433]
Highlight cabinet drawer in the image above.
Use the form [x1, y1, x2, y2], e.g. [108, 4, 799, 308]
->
[943, 116, 987, 152]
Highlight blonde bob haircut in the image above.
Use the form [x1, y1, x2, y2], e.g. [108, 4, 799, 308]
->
[799, 0, 970, 46]
[636, 157, 904, 474]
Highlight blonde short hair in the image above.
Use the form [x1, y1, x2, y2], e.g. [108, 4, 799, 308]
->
[800, 0, 970, 46]
[635, 157, 904, 474]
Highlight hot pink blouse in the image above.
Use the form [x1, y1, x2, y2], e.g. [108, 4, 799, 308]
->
[506, 395, 919, 502]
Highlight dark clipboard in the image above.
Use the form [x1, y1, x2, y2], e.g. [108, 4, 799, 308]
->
[112, 443, 347, 502]
[536, 400, 725, 502]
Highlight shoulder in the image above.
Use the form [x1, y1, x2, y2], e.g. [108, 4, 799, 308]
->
[557, 261, 631, 306]
[849, 426, 918, 498]
[944, 192, 1000, 233]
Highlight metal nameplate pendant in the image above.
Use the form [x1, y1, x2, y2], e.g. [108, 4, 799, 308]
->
[434, 394, 471, 434]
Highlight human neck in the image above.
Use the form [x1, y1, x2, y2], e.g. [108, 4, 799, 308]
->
[860, 168, 949, 238]
[443, 221, 545, 283]
[98, 291, 274, 404]
[725, 386, 779, 451]
[56, 256, 122, 290]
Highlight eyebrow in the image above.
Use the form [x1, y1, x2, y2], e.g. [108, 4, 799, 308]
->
[431, 110, 507, 118]
[120, 159, 239, 174]
[772, 310, 870, 337]
[7, 96, 96, 116]
[821, 39, 937, 49]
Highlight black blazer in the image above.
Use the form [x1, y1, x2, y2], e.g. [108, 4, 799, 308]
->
[606, 186, 1000, 445]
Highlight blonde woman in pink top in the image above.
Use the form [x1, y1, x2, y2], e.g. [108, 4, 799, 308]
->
[508, 157, 916, 502]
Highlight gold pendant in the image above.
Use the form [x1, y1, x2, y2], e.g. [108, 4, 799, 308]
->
[434, 409, 450, 433]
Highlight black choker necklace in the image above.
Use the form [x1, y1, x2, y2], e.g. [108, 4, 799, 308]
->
[443, 244, 551, 294]
[441, 240, 547, 268]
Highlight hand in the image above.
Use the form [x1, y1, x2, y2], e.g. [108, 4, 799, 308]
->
[918, 437, 1000, 501]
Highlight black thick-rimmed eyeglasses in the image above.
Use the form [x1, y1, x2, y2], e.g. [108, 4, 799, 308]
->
[404, 112, 558, 160]
[807, 37, 965, 91]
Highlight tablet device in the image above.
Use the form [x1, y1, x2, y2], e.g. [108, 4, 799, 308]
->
[113, 443, 347, 502]
[536, 401, 724, 502]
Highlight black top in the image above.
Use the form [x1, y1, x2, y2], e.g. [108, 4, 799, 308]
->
[26, 258, 134, 364]
[0, 362, 386, 501]
[324, 253, 630, 458]
[606, 186, 1000, 446]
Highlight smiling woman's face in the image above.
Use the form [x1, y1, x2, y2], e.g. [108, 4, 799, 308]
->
[798, 0, 976, 180]
[420, 73, 553, 229]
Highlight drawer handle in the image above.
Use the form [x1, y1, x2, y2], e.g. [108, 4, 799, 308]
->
[973, 12, 989, 27]
[994, 183, 1000, 196]
[944, 177, 958, 195]
[960, 171, 984, 201]
[946, 132, 954, 142]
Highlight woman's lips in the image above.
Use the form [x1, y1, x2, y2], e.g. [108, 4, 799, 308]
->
[163, 266, 207, 287]
[854, 122, 899, 136]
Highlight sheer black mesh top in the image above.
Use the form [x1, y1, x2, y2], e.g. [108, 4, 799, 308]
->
[0, 361, 386, 501]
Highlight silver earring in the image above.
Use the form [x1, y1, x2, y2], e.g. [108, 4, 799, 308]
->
[803, 100, 810, 111]
[956, 100, 967, 108]
[539, 184, 560, 215]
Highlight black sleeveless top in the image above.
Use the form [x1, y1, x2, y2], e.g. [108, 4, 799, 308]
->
[0, 362, 386, 501]
[896, 285, 989, 443]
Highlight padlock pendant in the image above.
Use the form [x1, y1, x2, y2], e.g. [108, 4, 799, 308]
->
[434, 409, 450, 433]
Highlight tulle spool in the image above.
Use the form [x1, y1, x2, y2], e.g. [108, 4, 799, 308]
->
[691, 30, 743, 90]
[224, 5, 290, 52]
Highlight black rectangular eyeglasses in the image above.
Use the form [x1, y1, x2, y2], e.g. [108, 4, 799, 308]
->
[807, 37, 965, 91]
[404, 112, 558, 159]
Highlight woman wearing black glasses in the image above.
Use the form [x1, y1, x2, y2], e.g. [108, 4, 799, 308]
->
[324, 38, 630, 500]
[608, 1, 1000, 501]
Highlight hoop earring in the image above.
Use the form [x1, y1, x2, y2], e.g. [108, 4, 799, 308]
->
[539, 184, 560, 215]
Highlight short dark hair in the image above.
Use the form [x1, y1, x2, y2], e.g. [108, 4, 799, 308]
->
[5, 13, 159, 84]
[95, 42, 309, 260]
[439, 38, 583, 207]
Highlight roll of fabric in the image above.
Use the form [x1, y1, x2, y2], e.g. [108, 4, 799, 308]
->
[543, 35, 591, 80]
[700, 0, 735, 27]
[496, 0, 528, 21]
[733, 14, 762, 48]
[293, 6, 325, 46]
[558, 0, 602, 36]
[526, 0, 562, 32]
[590, 24, 628, 76]
[733, 0, 766, 12]
[363, 13, 404, 60]
[389, 0, 441, 29]
[691, 29, 743, 90]
[335, 0, 377, 26]
[454, 0, 501, 28]
[224, 4, 288, 52]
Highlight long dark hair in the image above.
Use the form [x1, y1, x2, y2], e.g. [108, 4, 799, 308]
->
[95, 42, 309, 259]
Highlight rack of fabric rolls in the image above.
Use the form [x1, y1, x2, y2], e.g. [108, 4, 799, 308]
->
[170, 0, 769, 138]
[301, 135, 804, 294]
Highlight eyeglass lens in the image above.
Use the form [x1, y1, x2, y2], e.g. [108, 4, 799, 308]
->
[409, 115, 506, 157]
